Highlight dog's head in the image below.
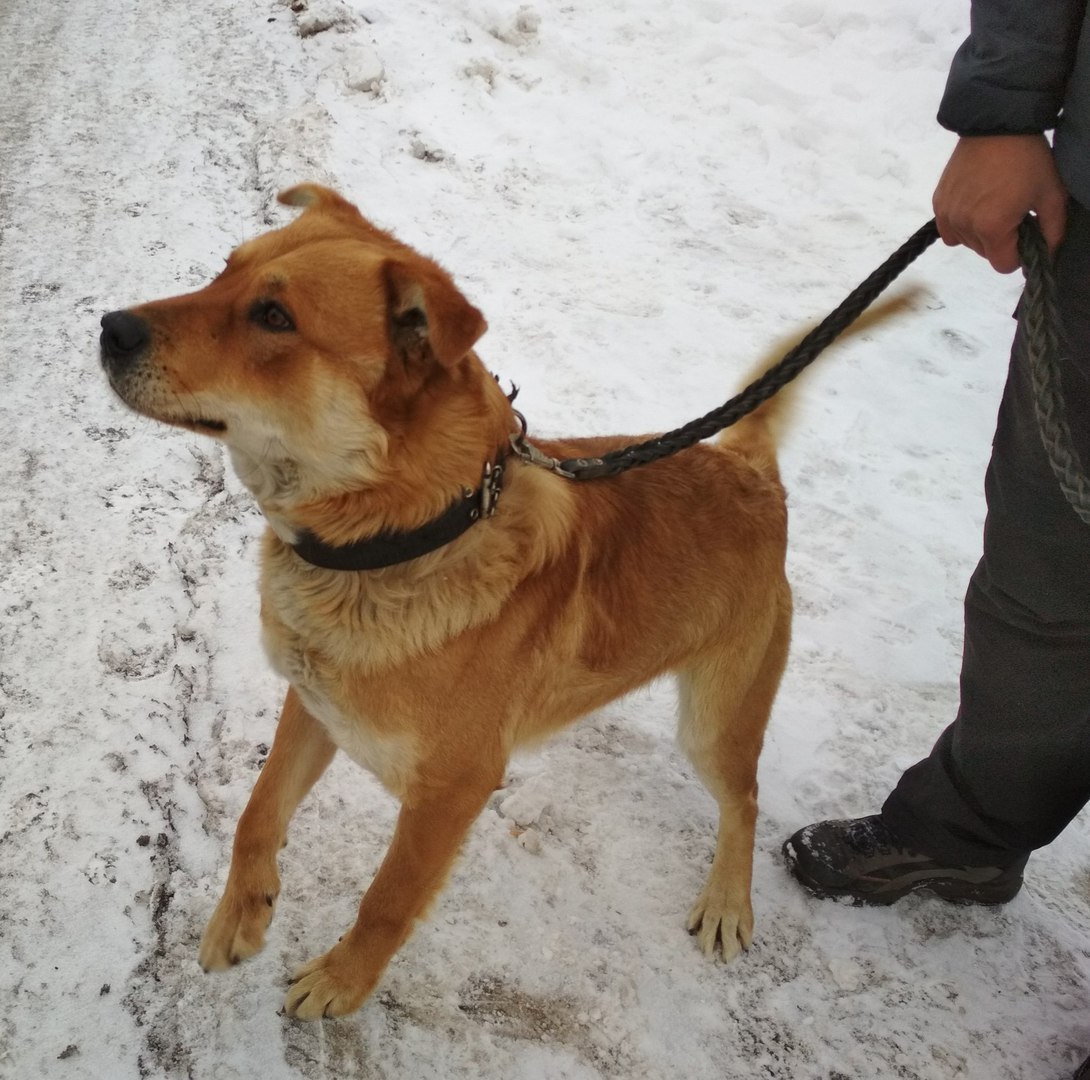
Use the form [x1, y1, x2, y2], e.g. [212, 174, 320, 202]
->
[101, 185, 504, 517]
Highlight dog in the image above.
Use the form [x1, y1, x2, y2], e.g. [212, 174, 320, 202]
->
[100, 184, 794, 1020]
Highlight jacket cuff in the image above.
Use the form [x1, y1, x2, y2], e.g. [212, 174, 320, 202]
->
[937, 37, 1066, 136]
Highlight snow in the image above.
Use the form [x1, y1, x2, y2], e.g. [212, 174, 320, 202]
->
[1, 0, 1089, 1077]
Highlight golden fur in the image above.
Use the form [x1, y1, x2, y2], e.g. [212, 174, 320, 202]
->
[105, 184, 796, 1020]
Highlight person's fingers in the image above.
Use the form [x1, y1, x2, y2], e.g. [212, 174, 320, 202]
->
[930, 135, 1069, 272]
[1035, 193, 1069, 254]
[979, 228, 1021, 274]
[934, 215, 959, 247]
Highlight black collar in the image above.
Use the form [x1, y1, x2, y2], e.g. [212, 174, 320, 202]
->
[289, 455, 507, 571]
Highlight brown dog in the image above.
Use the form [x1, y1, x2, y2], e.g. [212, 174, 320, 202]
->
[100, 185, 793, 1019]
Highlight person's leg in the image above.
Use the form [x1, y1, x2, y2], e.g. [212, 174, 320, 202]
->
[883, 201, 1090, 867]
[786, 202, 1090, 901]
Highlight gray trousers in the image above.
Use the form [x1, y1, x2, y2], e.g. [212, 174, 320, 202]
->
[882, 201, 1090, 868]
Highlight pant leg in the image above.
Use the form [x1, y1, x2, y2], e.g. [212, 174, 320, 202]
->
[882, 200, 1090, 868]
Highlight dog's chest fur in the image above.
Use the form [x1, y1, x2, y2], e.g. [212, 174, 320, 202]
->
[264, 632, 415, 795]
[256, 530, 515, 794]
[293, 679, 414, 796]
[258, 552, 424, 795]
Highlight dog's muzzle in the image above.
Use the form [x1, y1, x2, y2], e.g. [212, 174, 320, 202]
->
[100, 309, 152, 376]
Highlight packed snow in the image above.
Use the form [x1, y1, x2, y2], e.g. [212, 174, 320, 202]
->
[2, 1, 1089, 1078]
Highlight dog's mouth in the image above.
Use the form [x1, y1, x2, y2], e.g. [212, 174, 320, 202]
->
[182, 417, 228, 434]
[104, 365, 229, 436]
[114, 389, 229, 436]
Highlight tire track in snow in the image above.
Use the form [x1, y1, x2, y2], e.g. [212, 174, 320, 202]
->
[0, 2, 315, 1076]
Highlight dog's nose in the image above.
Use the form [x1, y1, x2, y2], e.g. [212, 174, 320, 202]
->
[100, 310, 151, 368]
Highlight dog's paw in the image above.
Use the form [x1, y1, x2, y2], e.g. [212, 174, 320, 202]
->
[198, 878, 279, 972]
[686, 888, 753, 962]
[283, 944, 376, 1020]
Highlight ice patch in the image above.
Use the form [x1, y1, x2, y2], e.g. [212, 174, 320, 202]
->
[342, 45, 385, 93]
[499, 774, 552, 827]
[292, 0, 356, 37]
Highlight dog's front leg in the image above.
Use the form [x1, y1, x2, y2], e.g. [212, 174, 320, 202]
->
[200, 686, 336, 971]
[284, 763, 502, 1020]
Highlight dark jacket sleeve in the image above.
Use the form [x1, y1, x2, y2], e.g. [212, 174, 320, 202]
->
[938, 0, 1088, 135]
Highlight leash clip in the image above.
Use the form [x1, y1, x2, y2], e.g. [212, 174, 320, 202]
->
[509, 410, 577, 480]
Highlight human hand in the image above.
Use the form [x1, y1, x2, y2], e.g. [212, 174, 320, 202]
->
[932, 135, 1068, 273]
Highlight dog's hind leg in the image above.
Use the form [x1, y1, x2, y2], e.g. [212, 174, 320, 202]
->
[677, 585, 791, 961]
[199, 686, 336, 972]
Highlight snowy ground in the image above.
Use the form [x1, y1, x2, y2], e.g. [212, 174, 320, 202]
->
[2, 1, 1089, 1078]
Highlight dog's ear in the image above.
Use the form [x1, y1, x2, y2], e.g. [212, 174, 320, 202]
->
[384, 259, 487, 368]
[278, 183, 395, 244]
[278, 183, 361, 217]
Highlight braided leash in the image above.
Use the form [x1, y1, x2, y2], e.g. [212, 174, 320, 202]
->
[538, 219, 941, 480]
[512, 216, 1090, 525]
[1018, 218, 1090, 524]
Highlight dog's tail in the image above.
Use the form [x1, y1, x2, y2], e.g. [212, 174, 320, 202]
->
[718, 290, 920, 472]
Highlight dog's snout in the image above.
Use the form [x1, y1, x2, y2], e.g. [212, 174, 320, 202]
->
[100, 309, 151, 368]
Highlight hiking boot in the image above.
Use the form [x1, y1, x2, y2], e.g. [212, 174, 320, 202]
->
[782, 815, 1027, 906]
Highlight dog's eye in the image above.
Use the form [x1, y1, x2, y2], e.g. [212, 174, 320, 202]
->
[251, 300, 295, 333]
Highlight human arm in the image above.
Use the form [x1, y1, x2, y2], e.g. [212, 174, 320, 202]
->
[932, 0, 1085, 272]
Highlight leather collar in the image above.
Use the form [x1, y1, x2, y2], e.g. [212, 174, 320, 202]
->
[289, 455, 507, 571]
